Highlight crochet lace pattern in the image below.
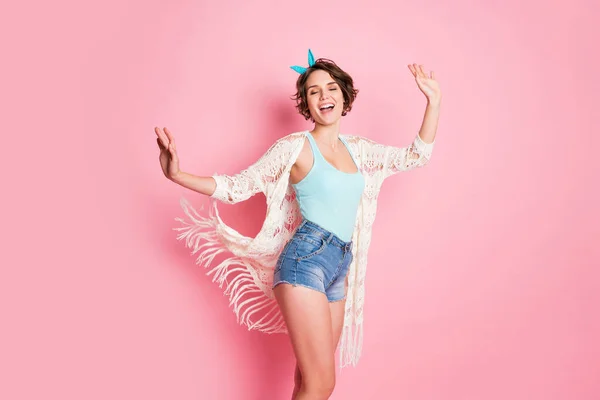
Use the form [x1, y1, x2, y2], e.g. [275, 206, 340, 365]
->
[174, 131, 434, 368]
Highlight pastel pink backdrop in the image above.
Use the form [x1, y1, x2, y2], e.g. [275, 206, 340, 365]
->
[2, 0, 598, 399]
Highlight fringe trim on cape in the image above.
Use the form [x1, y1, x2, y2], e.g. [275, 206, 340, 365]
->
[339, 316, 363, 370]
[173, 197, 363, 369]
[174, 198, 286, 334]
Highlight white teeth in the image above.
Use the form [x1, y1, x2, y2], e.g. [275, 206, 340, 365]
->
[320, 104, 334, 110]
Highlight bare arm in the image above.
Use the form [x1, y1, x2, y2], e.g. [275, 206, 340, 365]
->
[155, 126, 288, 204]
[409, 63, 441, 145]
[418, 100, 440, 145]
[171, 171, 217, 196]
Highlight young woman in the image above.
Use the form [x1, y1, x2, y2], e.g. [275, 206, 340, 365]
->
[155, 50, 441, 399]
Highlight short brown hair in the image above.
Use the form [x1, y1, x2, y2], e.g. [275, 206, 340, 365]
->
[291, 58, 359, 121]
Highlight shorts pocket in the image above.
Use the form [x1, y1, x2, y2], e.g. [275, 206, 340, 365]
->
[294, 235, 327, 261]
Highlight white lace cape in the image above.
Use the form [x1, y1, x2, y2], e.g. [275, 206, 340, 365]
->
[174, 130, 434, 368]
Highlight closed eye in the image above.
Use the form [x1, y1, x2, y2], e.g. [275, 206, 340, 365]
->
[310, 87, 337, 95]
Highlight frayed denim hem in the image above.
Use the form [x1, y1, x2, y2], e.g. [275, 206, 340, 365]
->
[272, 280, 327, 296]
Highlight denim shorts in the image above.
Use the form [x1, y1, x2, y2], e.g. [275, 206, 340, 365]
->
[272, 219, 354, 302]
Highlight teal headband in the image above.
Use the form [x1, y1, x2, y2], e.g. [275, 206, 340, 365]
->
[290, 49, 315, 74]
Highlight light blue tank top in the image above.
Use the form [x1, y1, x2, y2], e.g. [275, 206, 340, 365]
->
[292, 132, 365, 242]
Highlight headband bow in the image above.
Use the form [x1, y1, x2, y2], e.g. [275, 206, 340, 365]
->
[290, 49, 315, 74]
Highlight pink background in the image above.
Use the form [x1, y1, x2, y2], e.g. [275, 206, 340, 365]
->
[2, 0, 599, 399]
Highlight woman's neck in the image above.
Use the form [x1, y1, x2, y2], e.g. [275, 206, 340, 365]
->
[309, 122, 342, 149]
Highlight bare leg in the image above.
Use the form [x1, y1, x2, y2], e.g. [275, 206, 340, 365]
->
[274, 284, 337, 400]
[287, 293, 348, 399]
[291, 363, 302, 399]
[329, 298, 347, 355]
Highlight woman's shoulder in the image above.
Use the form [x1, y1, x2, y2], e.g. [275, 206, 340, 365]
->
[261, 131, 307, 155]
[341, 134, 376, 146]
[278, 130, 308, 143]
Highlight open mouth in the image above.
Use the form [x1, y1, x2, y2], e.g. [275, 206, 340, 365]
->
[319, 103, 335, 112]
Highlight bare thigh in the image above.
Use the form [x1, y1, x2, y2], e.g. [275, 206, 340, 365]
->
[274, 284, 335, 381]
[329, 298, 346, 350]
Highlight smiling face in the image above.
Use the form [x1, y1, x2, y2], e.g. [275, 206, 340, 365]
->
[292, 58, 358, 123]
[304, 69, 346, 126]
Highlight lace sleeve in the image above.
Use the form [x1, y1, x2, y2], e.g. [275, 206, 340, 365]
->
[361, 134, 434, 179]
[210, 139, 289, 204]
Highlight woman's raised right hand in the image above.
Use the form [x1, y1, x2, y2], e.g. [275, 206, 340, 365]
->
[155, 127, 181, 181]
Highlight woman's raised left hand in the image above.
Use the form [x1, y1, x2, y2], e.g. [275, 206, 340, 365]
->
[408, 63, 441, 105]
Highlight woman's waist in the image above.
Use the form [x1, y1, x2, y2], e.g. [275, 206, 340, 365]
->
[294, 218, 353, 252]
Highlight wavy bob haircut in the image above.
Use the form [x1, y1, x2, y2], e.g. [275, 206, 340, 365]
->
[291, 58, 359, 122]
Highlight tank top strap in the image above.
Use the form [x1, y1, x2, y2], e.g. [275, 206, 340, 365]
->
[305, 132, 325, 165]
[339, 136, 360, 169]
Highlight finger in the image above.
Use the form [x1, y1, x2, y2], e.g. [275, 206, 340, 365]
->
[169, 143, 179, 163]
[417, 64, 426, 79]
[156, 137, 165, 150]
[169, 142, 178, 157]
[407, 64, 416, 76]
[164, 127, 176, 147]
[431, 71, 435, 80]
[155, 126, 164, 140]
[155, 127, 168, 147]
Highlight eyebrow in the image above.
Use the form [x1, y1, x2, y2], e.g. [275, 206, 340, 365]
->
[307, 81, 338, 90]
